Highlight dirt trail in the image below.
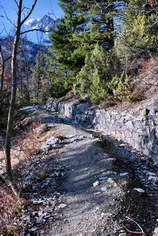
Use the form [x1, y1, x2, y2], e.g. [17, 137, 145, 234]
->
[38, 118, 124, 236]
[0, 108, 157, 236]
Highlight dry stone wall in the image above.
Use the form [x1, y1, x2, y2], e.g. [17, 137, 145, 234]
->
[45, 98, 158, 161]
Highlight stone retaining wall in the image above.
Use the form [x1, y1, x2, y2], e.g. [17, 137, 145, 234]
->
[45, 98, 158, 160]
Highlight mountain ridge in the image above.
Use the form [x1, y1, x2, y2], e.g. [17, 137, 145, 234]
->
[25, 14, 59, 32]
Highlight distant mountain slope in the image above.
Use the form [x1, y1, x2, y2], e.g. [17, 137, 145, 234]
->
[24, 15, 60, 44]
[25, 15, 59, 31]
[0, 36, 47, 63]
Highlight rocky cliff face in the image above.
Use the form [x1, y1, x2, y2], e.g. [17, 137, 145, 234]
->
[45, 97, 158, 162]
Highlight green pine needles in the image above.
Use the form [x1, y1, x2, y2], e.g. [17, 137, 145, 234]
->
[46, 0, 158, 104]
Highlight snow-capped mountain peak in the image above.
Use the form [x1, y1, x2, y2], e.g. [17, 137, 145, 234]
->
[25, 18, 39, 26]
[24, 14, 60, 44]
[25, 15, 56, 31]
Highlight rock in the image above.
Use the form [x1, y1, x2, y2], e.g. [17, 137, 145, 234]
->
[107, 178, 117, 187]
[100, 186, 108, 192]
[30, 227, 38, 232]
[20, 106, 38, 112]
[147, 172, 158, 184]
[45, 136, 59, 146]
[93, 181, 100, 187]
[153, 227, 158, 235]
[119, 233, 126, 236]
[105, 171, 118, 177]
[58, 204, 67, 209]
[148, 175, 158, 182]
[45, 99, 58, 112]
[99, 176, 107, 181]
[41, 136, 60, 153]
[149, 107, 158, 116]
[119, 172, 129, 178]
[153, 161, 158, 167]
[64, 135, 85, 143]
[107, 178, 114, 183]
[133, 188, 145, 193]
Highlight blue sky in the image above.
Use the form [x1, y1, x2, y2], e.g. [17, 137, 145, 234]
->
[0, 0, 64, 33]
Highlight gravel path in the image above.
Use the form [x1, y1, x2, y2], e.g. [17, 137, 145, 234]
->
[1, 108, 157, 236]
[40, 121, 124, 236]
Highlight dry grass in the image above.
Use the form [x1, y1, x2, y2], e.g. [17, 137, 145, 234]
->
[0, 120, 44, 171]
[0, 184, 22, 236]
[138, 57, 158, 74]
[127, 89, 146, 102]
[0, 117, 53, 235]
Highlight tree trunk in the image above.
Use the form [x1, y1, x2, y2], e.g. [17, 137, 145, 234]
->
[4, 0, 38, 187]
[5, 0, 23, 183]
[0, 46, 5, 91]
[1, 62, 5, 90]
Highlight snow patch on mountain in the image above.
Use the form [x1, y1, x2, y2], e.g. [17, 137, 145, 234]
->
[25, 15, 56, 31]
[25, 18, 39, 26]
[24, 15, 59, 44]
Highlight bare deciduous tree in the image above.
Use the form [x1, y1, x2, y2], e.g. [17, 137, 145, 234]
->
[4, 0, 38, 193]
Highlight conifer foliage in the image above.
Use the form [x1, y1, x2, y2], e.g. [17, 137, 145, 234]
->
[116, 0, 158, 59]
[47, 0, 158, 103]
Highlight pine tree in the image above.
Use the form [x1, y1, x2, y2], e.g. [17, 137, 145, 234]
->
[75, 44, 117, 104]
[47, 0, 90, 97]
[48, 0, 117, 99]
[49, 0, 89, 72]
[49, 0, 116, 71]
[116, 0, 158, 59]
[86, 0, 115, 49]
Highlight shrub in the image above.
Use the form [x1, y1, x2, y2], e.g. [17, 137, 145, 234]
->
[74, 44, 120, 104]
[108, 74, 132, 101]
[116, 0, 158, 61]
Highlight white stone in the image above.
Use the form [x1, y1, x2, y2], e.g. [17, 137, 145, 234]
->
[20, 105, 38, 111]
[153, 227, 158, 235]
[148, 175, 158, 183]
[119, 233, 126, 236]
[120, 172, 129, 177]
[30, 227, 38, 232]
[93, 181, 100, 187]
[107, 178, 114, 184]
[133, 188, 145, 193]
[100, 186, 107, 192]
[58, 204, 67, 209]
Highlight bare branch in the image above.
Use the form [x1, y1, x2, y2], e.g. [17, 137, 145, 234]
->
[1, 22, 12, 37]
[20, 28, 51, 35]
[13, 0, 18, 7]
[1, 5, 16, 27]
[20, 0, 38, 26]
[22, 6, 30, 13]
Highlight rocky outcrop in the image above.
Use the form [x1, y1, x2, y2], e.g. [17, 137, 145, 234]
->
[45, 97, 158, 161]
